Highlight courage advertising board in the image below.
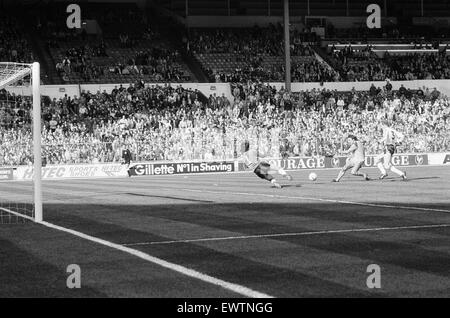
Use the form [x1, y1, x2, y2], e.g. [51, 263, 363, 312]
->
[237, 154, 429, 171]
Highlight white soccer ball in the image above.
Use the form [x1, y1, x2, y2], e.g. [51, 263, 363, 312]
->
[309, 172, 317, 181]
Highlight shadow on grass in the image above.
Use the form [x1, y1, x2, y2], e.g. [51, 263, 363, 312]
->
[1, 200, 449, 297]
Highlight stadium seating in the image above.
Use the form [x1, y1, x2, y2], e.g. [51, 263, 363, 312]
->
[0, 14, 34, 64]
[189, 27, 333, 82]
[32, 2, 193, 84]
[49, 38, 191, 84]
[327, 43, 450, 81]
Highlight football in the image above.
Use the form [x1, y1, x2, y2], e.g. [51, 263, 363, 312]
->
[309, 172, 317, 181]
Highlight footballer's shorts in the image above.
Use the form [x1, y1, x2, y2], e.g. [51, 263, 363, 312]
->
[375, 147, 393, 168]
[253, 161, 273, 181]
[343, 158, 364, 173]
[350, 159, 365, 174]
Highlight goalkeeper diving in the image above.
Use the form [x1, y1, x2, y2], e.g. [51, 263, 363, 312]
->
[239, 141, 293, 188]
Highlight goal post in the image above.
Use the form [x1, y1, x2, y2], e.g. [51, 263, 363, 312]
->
[32, 62, 42, 222]
[0, 61, 42, 223]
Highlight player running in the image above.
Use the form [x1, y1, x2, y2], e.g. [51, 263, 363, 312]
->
[239, 141, 293, 188]
[374, 123, 407, 181]
[332, 135, 370, 182]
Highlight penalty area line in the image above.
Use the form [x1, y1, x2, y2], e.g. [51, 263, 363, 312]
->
[36, 220, 273, 298]
[123, 223, 450, 246]
[169, 188, 450, 214]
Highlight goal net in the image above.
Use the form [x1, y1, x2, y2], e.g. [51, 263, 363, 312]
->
[0, 62, 42, 223]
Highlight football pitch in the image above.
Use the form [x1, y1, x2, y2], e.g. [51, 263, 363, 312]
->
[0, 165, 449, 297]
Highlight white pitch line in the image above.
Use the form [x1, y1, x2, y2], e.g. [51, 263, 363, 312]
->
[123, 223, 450, 246]
[169, 188, 450, 214]
[0, 207, 35, 221]
[36, 220, 273, 298]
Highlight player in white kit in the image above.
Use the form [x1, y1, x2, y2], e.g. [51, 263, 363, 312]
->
[375, 124, 407, 180]
[332, 135, 370, 182]
[239, 141, 292, 188]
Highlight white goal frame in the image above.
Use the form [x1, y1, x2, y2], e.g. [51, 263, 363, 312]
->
[0, 62, 42, 222]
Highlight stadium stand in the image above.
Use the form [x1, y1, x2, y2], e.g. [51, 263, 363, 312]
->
[190, 26, 333, 82]
[1, 81, 449, 166]
[2, 1, 450, 165]
[0, 14, 34, 64]
[4, 2, 450, 85]
[326, 43, 450, 81]
[32, 3, 193, 84]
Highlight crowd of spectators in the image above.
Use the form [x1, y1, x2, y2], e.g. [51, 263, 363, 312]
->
[330, 44, 450, 81]
[190, 25, 336, 83]
[4, 6, 450, 85]
[291, 59, 339, 82]
[384, 52, 450, 80]
[190, 26, 280, 56]
[1, 81, 449, 166]
[330, 45, 391, 81]
[53, 39, 188, 83]
[37, 3, 190, 84]
[112, 47, 187, 82]
[0, 15, 34, 64]
[230, 82, 449, 157]
[205, 56, 338, 83]
[2, 15, 450, 166]
[55, 42, 107, 82]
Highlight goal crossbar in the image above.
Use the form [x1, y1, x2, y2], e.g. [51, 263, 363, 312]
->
[0, 62, 32, 89]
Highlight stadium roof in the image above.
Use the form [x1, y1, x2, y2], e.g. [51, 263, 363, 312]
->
[1, 0, 448, 18]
